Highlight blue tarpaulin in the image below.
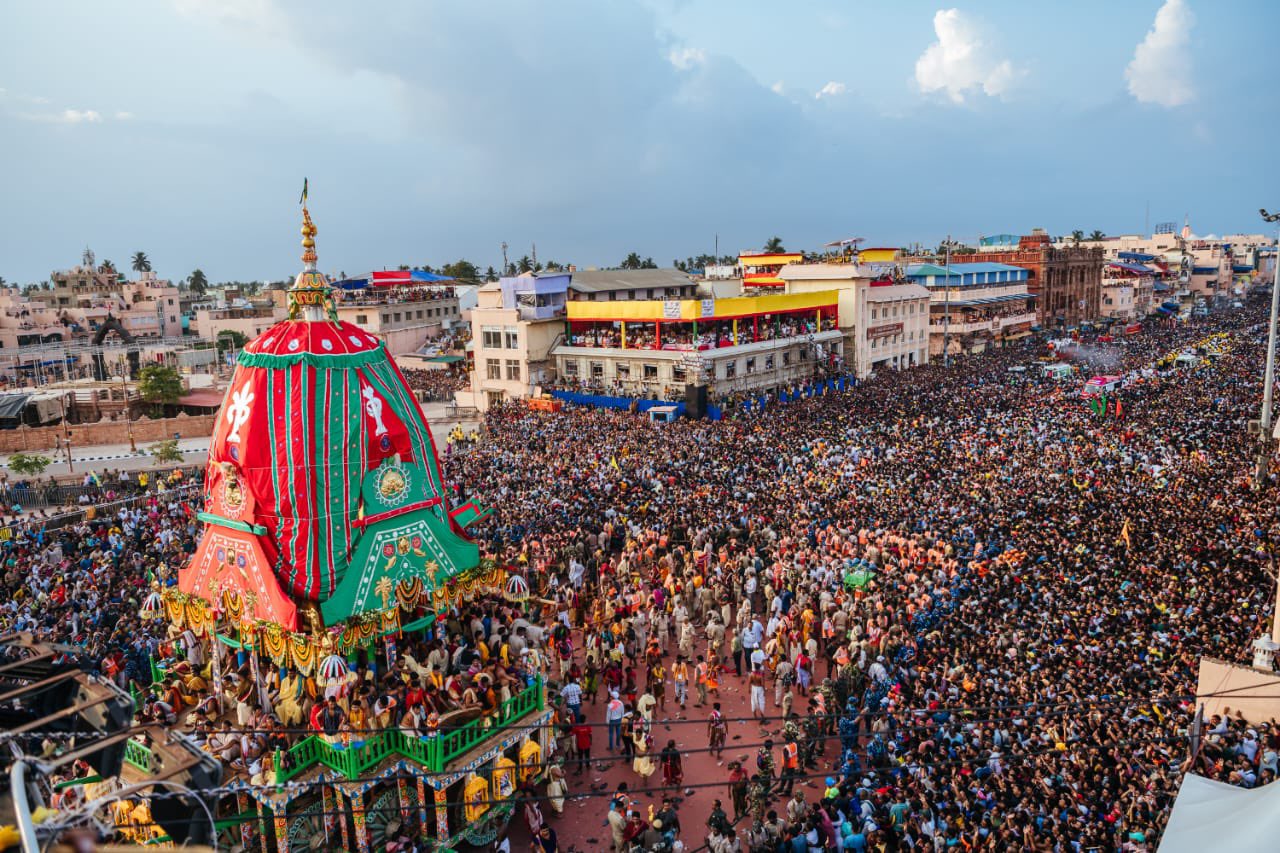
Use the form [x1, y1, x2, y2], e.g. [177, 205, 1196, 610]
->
[548, 390, 722, 421]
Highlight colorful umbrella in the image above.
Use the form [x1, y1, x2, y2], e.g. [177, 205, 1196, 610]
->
[319, 654, 349, 681]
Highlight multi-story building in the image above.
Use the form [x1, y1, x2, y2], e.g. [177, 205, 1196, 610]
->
[904, 262, 1037, 355]
[48, 259, 182, 340]
[191, 306, 283, 341]
[1099, 261, 1157, 321]
[555, 290, 840, 400]
[777, 262, 931, 376]
[960, 229, 1102, 328]
[467, 273, 571, 410]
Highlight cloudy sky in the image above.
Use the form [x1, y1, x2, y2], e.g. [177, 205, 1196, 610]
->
[0, 0, 1272, 283]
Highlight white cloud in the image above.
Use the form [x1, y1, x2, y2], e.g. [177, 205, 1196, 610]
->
[60, 109, 102, 123]
[1125, 0, 1195, 107]
[914, 9, 1015, 104]
[667, 46, 705, 70]
[770, 81, 785, 95]
[814, 81, 846, 99]
[115, 111, 134, 120]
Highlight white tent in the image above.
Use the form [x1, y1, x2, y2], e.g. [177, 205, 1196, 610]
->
[1159, 774, 1280, 852]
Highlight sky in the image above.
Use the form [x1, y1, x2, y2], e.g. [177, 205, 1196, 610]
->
[0, 0, 1275, 284]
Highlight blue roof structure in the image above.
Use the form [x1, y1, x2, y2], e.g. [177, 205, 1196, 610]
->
[1106, 261, 1155, 274]
[1118, 251, 1158, 262]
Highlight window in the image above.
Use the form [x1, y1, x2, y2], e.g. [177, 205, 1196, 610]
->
[486, 358, 501, 380]
[590, 361, 604, 379]
[764, 354, 774, 370]
[482, 327, 502, 349]
[672, 365, 686, 383]
[782, 351, 791, 366]
[643, 363, 658, 380]
[615, 363, 630, 379]
[417, 310, 424, 320]
[381, 313, 390, 324]
[745, 357, 756, 374]
[800, 348, 809, 360]
[357, 314, 369, 325]
[724, 360, 736, 378]
[505, 359, 521, 381]
[871, 308, 878, 319]
[504, 329, 519, 349]
[564, 359, 579, 377]
[394, 312, 402, 322]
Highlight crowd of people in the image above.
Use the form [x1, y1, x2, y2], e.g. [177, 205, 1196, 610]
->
[0, 304, 1276, 851]
[401, 366, 470, 402]
[444, 305, 1280, 850]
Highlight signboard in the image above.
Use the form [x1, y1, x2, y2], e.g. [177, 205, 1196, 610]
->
[700, 299, 715, 318]
[866, 322, 903, 340]
[663, 300, 682, 319]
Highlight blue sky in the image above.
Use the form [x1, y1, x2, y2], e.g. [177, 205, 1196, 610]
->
[0, 0, 1273, 283]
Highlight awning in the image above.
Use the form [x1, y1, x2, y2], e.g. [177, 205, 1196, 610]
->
[1160, 772, 1280, 853]
[1117, 251, 1157, 262]
[1106, 261, 1154, 274]
[0, 394, 31, 420]
[370, 270, 453, 286]
[425, 355, 464, 364]
[177, 389, 226, 408]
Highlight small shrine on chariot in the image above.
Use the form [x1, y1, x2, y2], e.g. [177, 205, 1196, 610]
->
[153, 190, 549, 852]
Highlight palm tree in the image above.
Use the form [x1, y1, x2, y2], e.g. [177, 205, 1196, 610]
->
[99, 259, 117, 275]
[1071, 230, 1084, 245]
[620, 252, 643, 270]
[763, 236, 785, 253]
[517, 255, 533, 273]
[131, 251, 152, 273]
[1089, 230, 1105, 242]
[188, 268, 209, 297]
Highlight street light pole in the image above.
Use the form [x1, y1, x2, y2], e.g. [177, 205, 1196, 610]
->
[120, 372, 136, 453]
[1256, 211, 1280, 487]
[942, 235, 952, 368]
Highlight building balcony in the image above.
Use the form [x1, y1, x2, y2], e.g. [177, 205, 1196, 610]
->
[555, 329, 842, 360]
[929, 311, 1037, 335]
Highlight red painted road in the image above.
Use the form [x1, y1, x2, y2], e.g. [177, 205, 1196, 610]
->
[503, 629, 816, 852]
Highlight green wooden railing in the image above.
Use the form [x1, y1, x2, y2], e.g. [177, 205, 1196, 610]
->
[275, 676, 543, 782]
[124, 739, 154, 773]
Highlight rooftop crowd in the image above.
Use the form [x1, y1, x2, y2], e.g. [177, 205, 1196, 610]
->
[0, 304, 1275, 851]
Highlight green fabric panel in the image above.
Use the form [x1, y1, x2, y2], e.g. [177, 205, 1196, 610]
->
[195, 511, 268, 536]
[237, 346, 387, 371]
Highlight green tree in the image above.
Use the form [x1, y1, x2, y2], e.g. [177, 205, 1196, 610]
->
[517, 256, 533, 273]
[484, 266, 498, 281]
[440, 259, 479, 282]
[1071, 230, 1084, 245]
[641, 257, 657, 269]
[131, 251, 152, 273]
[136, 364, 184, 416]
[187, 269, 209, 297]
[620, 252, 643, 270]
[216, 329, 248, 355]
[7, 452, 52, 477]
[99, 259, 117, 275]
[763, 236, 785, 253]
[148, 439, 183, 464]
[1089, 230, 1105, 241]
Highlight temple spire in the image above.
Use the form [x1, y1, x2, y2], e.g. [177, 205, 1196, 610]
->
[287, 180, 336, 321]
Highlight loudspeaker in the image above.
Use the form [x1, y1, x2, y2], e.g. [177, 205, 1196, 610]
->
[685, 383, 707, 419]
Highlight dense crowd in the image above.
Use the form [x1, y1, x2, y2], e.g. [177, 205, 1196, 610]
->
[0, 305, 1275, 851]
[401, 366, 471, 401]
[443, 305, 1279, 850]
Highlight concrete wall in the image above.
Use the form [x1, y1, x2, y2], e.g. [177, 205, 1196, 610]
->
[0, 413, 217, 453]
[1196, 657, 1280, 724]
